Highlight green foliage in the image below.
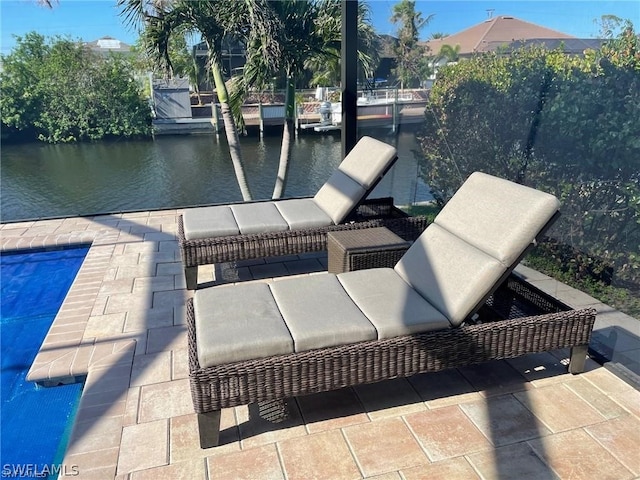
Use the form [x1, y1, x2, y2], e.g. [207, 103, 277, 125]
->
[133, 30, 196, 81]
[390, 0, 433, 88]
[305, 0, 379, 87]
[1, 32, 151, 143]
[0, 32, 46, 134]
[402, 202, 440, 223]
[525, 245, 640, 319]
[417, 26, 640, 294]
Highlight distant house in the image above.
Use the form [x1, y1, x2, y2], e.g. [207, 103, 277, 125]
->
[369, 34, 400, 88]
[499, 37, 606, 55]
[425, 16, 574, 57]
[85, 36, 133, 56]
[192, 38, 246, 90]
[423, 16, 604, 85]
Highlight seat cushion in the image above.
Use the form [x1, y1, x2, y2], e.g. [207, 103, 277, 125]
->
[274, 198, 334, 230]
[182, 205, 240, 240]
[338, 136, 397, 189]
[269, 274, 377, 352]
[394, 224, 505, 327]
[194, 283, 294, 367]
[230, 202, 289, 235]
[434, 172, 560, 266]
[313, 170, 367, 224]
[337, 268, 450, 339]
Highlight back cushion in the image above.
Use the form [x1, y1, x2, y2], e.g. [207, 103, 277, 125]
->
[394, 224, 504, 327]
[313, 170, 367, 224]
[394, 172, 561, 326]
[434, 172, 560, 266]
[338, 136, 397, 189]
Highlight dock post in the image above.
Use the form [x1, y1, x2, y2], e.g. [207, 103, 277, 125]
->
[259, 102, 264, 137]
[211, 102, 221, 133]
[392, 89, 398, 133]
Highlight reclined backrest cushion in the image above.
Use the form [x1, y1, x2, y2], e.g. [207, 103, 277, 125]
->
[337, 136, 398, 189]
[394, 172, 560, 327]
[433, 172, 561, 266]
[394, 223, 505, 327]
[313, 170, 367, 224]
[314, 136, 397, 224]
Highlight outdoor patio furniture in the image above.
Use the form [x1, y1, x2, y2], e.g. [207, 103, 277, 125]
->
[178, 136, 428, 289]
[327, 226, 411, 273]
[187, 172, 597, 448]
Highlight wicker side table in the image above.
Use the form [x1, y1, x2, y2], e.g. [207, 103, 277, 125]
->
[327, 227, 411, 273]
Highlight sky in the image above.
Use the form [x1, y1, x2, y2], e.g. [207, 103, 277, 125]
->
[1, 0, 639, 55]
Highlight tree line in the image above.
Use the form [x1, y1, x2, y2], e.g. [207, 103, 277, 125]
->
[1, 32, 152, 143]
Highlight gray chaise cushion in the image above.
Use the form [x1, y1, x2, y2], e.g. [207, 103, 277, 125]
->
[434, 172, 561, 265]
[394, 224, 504, 327]
[191, 171, 562, 370]
[269, 274, 377, 352]
[337, 136, 397, 189]
[182, 136, 398, 240]
[313, 171, 367, 224]
[230, 202, 289, 235]
[394, 172, 560, 327]
[194, 283, 294, 367]
[337, 268, 450, 338]
[275, 198, 334, 230]
[183, 205, 240, 240]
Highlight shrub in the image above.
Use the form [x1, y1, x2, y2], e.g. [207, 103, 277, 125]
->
[417, 25, 640, 293]
[1, 32, 151, 143]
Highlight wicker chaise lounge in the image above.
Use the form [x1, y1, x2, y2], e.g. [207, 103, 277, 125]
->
[178, 136, 427, 289]
[187, 172, 597, 448]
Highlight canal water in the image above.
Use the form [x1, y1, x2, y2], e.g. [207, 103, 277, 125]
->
[1, 129, 431, 222]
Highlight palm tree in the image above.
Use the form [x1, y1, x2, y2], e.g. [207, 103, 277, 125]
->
[305, 1, 379, 89]
[239, 0, 322, 199]
[438, 44, 460, 63]
[240, 0, 377, 199]
[390, 0, 434, 89]
[118, 0, 258, 201]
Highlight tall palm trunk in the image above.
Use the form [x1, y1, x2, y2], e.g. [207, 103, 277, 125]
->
[272, 76, 295, 199]
[211, 58, 253, 202]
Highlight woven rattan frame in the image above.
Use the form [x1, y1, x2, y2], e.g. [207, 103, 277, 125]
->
[178, 197, 429, 289]
[327, 227, 411, 273]
[188, 274, 596, 442]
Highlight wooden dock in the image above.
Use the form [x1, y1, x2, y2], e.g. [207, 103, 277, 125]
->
[153, 100, 427, 135]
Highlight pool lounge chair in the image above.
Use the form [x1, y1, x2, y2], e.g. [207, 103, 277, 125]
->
[178, 136, 428, 289]
[187, 172, 596, 448]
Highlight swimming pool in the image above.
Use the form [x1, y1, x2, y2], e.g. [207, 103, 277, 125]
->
[1, 246, 89, 474]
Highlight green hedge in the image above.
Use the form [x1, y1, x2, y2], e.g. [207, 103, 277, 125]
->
[417, 25, 640, 296]
[1, 32, 151, 143]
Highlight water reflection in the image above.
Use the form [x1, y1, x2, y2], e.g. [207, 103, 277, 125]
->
[1, 130, 431, 222]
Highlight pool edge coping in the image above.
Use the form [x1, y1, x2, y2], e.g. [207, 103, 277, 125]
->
[0, 211, 180, 386]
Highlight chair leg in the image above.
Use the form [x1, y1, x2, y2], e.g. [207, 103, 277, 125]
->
[185, 266, 198, 290]
[568, 344, 588, 374]
[197, 410, 221, 449]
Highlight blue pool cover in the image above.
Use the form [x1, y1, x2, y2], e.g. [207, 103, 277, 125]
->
[1, 246, 89, 473]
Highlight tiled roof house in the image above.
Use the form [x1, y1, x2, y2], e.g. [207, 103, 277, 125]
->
[421, 16, 605, 86]
[425, 15, 575, 57]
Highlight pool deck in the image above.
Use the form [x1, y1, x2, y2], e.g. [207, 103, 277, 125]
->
[1, 209, 639, 479]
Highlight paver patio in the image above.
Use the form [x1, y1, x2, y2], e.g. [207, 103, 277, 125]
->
[1, 209, 638, 479]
